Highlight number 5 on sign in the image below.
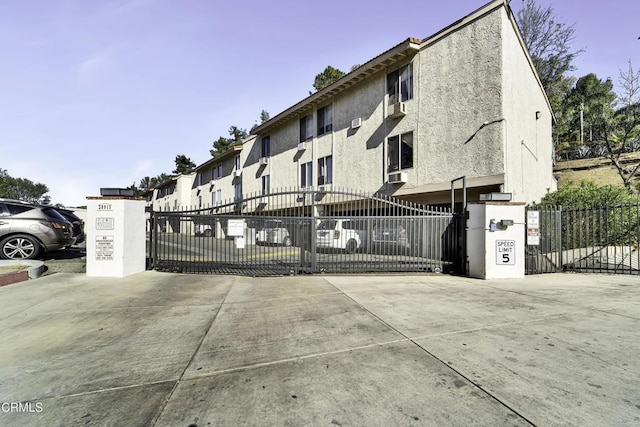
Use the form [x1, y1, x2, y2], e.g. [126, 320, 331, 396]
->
[496, 240, 515, 265]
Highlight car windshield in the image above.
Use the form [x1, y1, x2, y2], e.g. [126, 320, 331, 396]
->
[317, 220, 337, 230]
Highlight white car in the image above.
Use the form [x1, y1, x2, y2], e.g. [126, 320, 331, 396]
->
[256, 220, 292, 246]
[316, 219, 365, 253]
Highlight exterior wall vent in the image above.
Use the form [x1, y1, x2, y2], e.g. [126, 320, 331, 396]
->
[351, 117, 362, 129]
[259, 157, 269, 165]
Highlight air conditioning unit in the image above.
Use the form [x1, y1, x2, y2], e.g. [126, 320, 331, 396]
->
[233, 169, 242, 178]
[258, 196, 268, 205]
[388, 172, 408, 184]
[259, 157, 269, 165]
[297, 142, 307, 151]
[388, 102, 407, 119]
[318, 184, 330, 193]
[351, 117, 362, 129]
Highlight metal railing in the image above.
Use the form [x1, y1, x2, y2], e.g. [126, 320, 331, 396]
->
[147, 187, 461, 276]
[526, 202, 640, 275]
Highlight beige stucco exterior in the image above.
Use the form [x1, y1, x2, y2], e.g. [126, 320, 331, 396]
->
[149, 0, 555, 212]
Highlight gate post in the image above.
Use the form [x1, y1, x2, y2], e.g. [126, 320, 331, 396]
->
[467, 202, 526, 279]
[86, 195, 147, 277]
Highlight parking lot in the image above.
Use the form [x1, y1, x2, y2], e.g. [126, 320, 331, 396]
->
[1, 272, 639, 426]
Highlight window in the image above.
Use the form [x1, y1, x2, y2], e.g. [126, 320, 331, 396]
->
[300, 161, 312, 188]
[262, 175, 270, 195]
[317, 155, 333, 185]
[261, 136, 270, 157]
[212, 189, 222, 205]
[317, 105, 333, 136]
[387, 131, 414, 172]
[198, 195, 202, 208]
[300, 115, 313, 142]
[387, 63, 413, 104]
[234, 155, 241, 170]
[196, 172, 202, 186]
[212, 164, 222, 180]
[234, 182, 242, 201]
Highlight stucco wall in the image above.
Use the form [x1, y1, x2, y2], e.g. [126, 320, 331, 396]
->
[500, 9, 556, 204]
[417, 8, 505, 188]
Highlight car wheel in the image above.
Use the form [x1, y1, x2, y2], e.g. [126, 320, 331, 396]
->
[282, 236, 291, 247]
[0, 235, 41, 260]
[204, 229, 213, 238]
[346, 239, 358, 254]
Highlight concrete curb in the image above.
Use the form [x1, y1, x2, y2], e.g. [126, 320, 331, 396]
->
[0, 260, 45, 287]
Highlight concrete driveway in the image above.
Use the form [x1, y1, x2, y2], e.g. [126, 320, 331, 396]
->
[1, 272, 639, 426]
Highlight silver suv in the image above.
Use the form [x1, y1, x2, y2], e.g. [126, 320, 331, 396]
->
[0, 199, 74, 260]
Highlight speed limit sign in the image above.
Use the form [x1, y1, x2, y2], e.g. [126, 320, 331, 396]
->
[496, 240, 515, 265]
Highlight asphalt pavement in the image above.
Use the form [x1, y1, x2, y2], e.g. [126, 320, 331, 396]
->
[1, 271, 639, 426]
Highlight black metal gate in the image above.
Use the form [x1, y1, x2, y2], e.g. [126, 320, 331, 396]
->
[525, 202, 640, 275]
[147, 188, 462, 276]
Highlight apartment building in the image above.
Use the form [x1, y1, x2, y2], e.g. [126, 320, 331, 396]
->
[154, 0, 556, 214]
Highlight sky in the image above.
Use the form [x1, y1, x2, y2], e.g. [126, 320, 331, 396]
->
[1, 0, 638, 207]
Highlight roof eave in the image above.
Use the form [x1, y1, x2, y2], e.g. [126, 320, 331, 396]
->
[251, 38, 421, 136]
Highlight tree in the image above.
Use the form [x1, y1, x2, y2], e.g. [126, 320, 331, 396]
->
[172, 154, 196, 175]
[312, 65, 346, 92]
[597, 62, 640, 192]
[516, 0, 583, 104]
[0, 169, 50, 203]
[139, 176, 153, 192]
[561, 73, 616, 145]
[259, 110, 270, 124]
[210, 126, 248, 157]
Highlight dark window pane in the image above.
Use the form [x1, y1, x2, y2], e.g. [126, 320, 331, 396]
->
[387, 136, 400, 172]
[401, 132, 413, 169]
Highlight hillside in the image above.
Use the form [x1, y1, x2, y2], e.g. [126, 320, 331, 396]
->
[553, 152, 640, 188]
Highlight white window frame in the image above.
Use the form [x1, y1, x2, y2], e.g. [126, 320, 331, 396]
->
[261, 136, 271, 157]
[317, 105, 333, 136]
[387, 63, 413, 105]
[317, 155, 333, 185]
[387, 131, 414, 173]
[262, 174, 270, 195]
[300, 115, 313, 142]
[300, 161, 313, 188]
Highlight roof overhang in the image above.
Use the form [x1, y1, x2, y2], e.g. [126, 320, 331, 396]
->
[196, 143, 245, 172]
[251, 38, 421, 136]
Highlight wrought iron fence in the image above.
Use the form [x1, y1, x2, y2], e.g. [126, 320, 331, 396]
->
[147, 188, 462, 276]
[526, 202, 640, 275]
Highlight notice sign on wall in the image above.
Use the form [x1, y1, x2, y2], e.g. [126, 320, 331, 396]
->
[96, 217, 115, 230]
[96, 235, 114, 261]
[496, 240, 515, 265]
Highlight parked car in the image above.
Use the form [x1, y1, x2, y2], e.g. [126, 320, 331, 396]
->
[194, 223, 214, 237]
[0, 199, 74, 260]
[371, 219, 426, 256]
[52, 207, 85, 245]
[316, 219, 365, 253]
[256, 219, 292, 246]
